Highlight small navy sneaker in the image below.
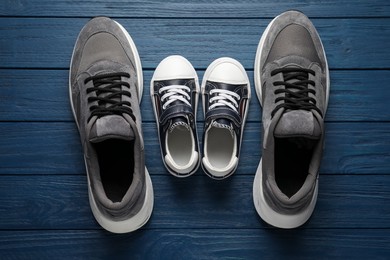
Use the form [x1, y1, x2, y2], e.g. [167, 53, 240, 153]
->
[201, 58, 251, 179]
[150, 55, 201, 177]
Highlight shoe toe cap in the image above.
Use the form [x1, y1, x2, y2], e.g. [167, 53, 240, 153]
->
[207, 58, 248, 85]
[153, 55, 196, 80]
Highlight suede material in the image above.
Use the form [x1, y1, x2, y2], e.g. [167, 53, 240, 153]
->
[92, 119, 146, 220]
[70, 17, 137, 81]
[261, 62, 285, 148]
[89, 115, 133, 142]
[274, 110, 321, 138]
[79, 33, 133, 73]
[262, 55, 326, 144]
[258, 11, 328, 214]
[262, 108, 321, 215]
[266, 24, 321, 65]
[86, 118, 146, 220]
[69, 17, 146, 220]
[260, 11, 327, 74]
[309, 62, 326, 115]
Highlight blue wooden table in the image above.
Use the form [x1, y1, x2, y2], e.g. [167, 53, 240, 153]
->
[1, 1, 390, 259]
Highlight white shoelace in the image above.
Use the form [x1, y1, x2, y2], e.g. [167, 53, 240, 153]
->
[209, 89, 240, 113]
[159, 85, 191, 109]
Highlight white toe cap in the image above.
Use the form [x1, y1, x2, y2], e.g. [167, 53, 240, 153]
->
[205, 58, 248, 85]
[153, 55, 196, 80]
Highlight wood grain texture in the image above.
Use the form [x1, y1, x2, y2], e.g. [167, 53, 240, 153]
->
[0, 229, 389, 259]
[0, 69, 389, 122]
[0, 174, 389, 230]
[1, 18, 389, 69]
[1, 0, 389, 18]
[1, 1, 390, 257]
[0, 122, 389, 175]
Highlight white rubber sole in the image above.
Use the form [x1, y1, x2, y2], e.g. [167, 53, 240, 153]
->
[253, 160, 318, 229]
[114, 20, 144, 99]
[201, 57, 251, 179]
[150, 55, 200, 177]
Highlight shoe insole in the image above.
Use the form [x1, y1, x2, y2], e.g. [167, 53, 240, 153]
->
[167, 127, 193, 166]
[275, 137, 316, 198]
[206, 127, 234, 168]
[93, 139, 134, 203]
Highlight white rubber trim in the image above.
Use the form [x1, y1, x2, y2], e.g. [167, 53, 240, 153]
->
[114, 21, 144, 100]
[253, 160, 318, 229]
[150, 55, 200, 177]
[202, 156, 238, 178]
[201, 57, 251, 179]
[68, 26, 80, 128]
[253, 15, 279, 106]
[164, 151, 199, 175]
[87, 162, 154, 233]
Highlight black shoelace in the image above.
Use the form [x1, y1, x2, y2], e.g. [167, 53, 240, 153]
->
[271, 67, 322, 117]
[85, 72, 135, 122]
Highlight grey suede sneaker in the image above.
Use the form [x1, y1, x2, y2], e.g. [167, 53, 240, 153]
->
[69, 17, 153, 233]
[253, 11, 329, 228]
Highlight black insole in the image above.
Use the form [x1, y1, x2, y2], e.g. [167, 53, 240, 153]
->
[93, 139, 134, 203]
[275, 137, 316, 198]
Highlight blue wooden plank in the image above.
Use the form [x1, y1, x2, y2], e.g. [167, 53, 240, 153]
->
[1, 18, 389, 69]
[0, 0, 388, 258]
[0, 69, 389, 122]
[0, 229, 389, 259]
[0, 175, 389, 230]
[0, 0, 389, 18]
[0, 122, 389, 175]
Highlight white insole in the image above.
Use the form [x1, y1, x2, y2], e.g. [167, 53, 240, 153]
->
[167, 127, 193, 166]
[206, 127, 234, 168]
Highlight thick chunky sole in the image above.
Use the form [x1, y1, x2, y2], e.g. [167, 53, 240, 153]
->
[87, 160, 154, 233]
[253, 11, 328, 228]
[253, 160, 318, 229]
[69, 18, 153, 233]
[201, 57, 251, 180]
[150, 55, 200, 178]
[114, 21, 144, 98]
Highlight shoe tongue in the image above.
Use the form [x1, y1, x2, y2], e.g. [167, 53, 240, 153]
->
[169, 116, 190, 132]
[89, 115, 135, 143]
[211, 118, 234, 136]
[274, 110, 321, 139]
